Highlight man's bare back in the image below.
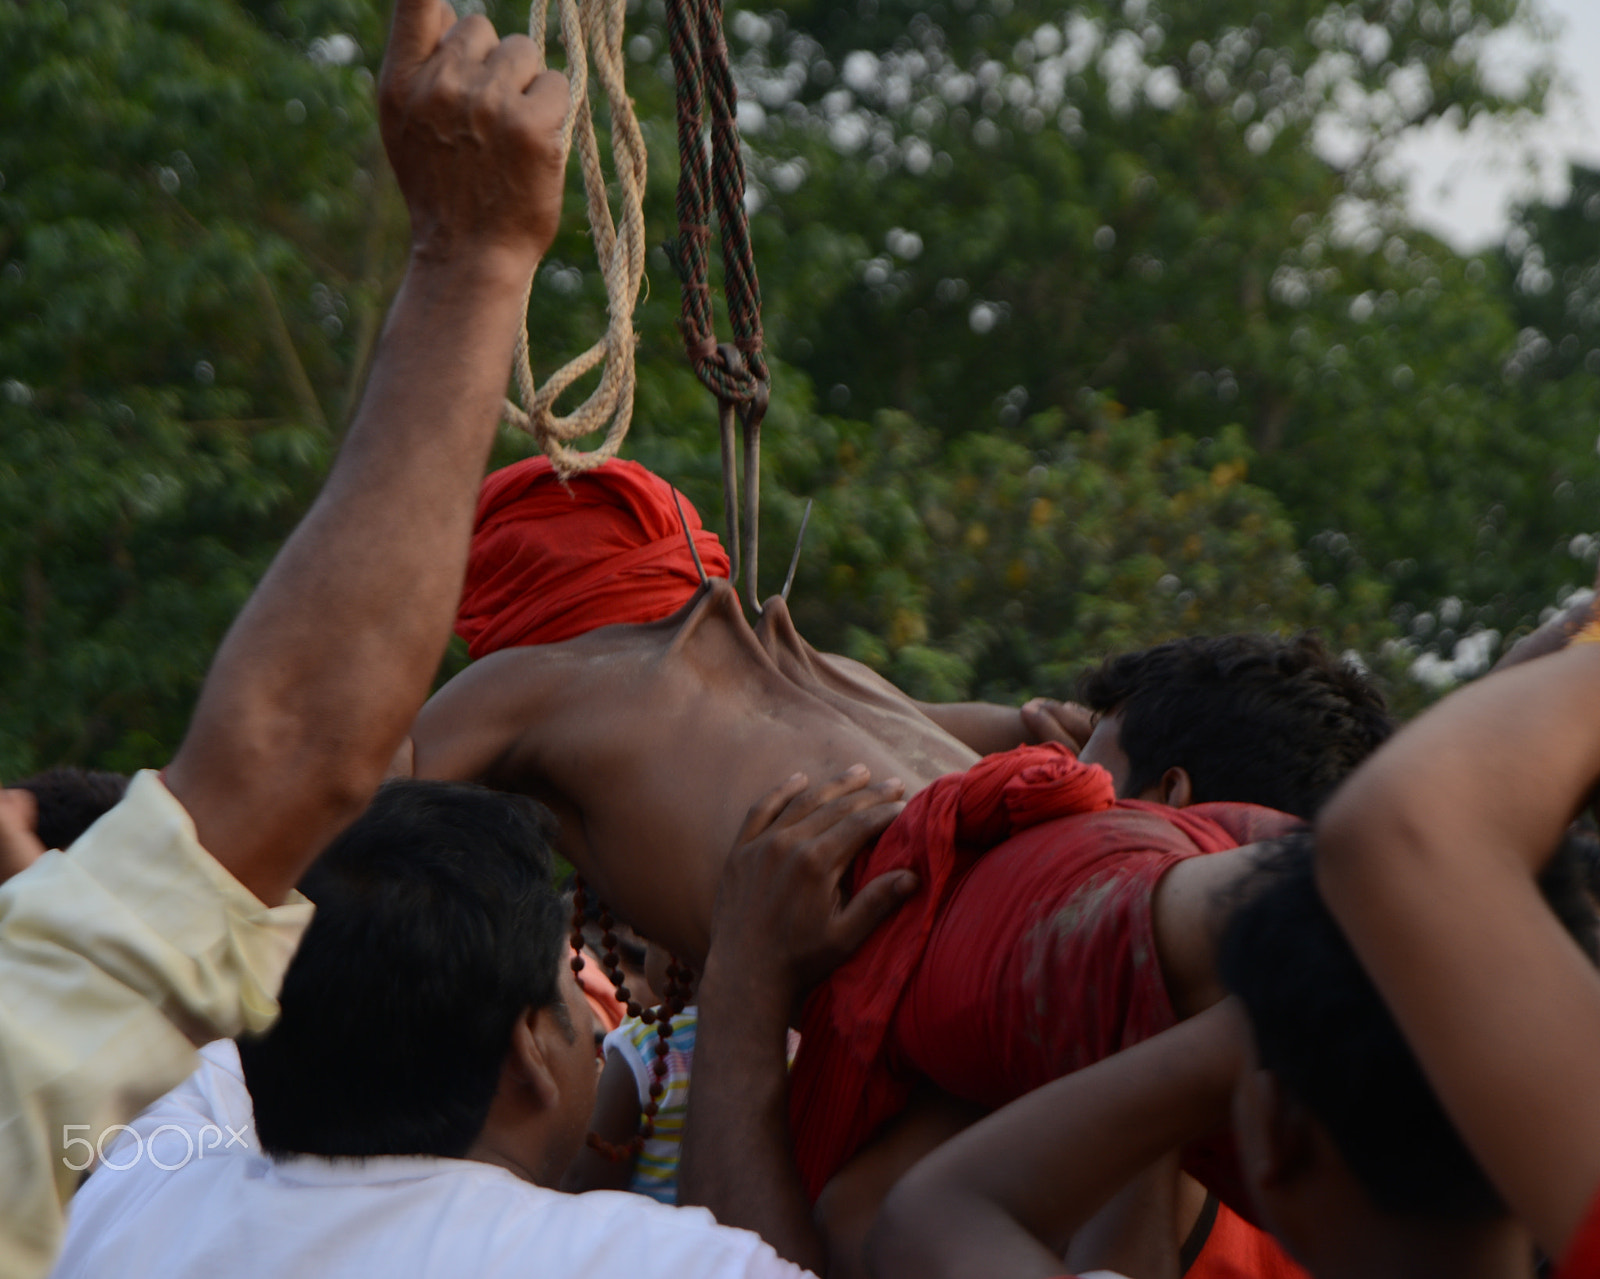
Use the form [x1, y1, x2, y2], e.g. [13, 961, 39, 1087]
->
[413, 578, 976, 961]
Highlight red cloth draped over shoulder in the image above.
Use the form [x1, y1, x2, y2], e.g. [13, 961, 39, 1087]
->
[789, 743, 1298, 1201]
[789, 743, 1116, 1198]
[455, 456, 730, 658]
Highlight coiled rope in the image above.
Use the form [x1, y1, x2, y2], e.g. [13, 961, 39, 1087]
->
[504, 0, 648, 475]
[505, 0, 772, 604]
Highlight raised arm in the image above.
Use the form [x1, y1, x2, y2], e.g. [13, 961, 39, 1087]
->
[1316, 640, 1600, 1259]
[864, 1002, 1242, 1279]
[163, 1, 568, 904]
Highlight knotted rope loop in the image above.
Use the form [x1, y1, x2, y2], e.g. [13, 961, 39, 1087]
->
[505, 0, 649, 476]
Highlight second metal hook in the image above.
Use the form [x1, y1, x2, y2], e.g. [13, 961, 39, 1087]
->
[715, 343, 767, 616]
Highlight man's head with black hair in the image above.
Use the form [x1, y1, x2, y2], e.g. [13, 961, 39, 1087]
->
[1077, 633, 1393, 819]
[238, 780, 597, 1183]
[12, 768, 129, 851]
[1218, 830, 1598, 1262]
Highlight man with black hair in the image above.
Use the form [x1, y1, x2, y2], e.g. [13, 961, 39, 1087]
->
[1076, 634, 1393, 819]
[236, 782, 580, 1170]
[54, 767, 911, 1279]
[867, 829, 1599, 1279]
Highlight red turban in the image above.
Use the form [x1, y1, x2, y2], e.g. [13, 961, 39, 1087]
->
[455, 456, 730, 658]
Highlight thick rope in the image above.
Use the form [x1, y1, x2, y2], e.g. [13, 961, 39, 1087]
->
[663, 0, 769, 407]
[505, 0, 648, 475]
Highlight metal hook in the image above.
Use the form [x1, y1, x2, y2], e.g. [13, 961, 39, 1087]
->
[741, 401, 761, 615]
[670, 487, 710, 588]
[714, 343, 768, 616]
[781, 499, 813, 602]
[718, 398, 741, 589]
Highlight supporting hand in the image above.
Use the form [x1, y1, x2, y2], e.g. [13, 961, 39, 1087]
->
[682, 767, 913, 1272]
[1020, 698, 1095, 751]
[710, 765, 912, 1005]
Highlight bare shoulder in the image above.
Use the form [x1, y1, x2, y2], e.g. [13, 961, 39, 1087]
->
[1152, 843, 1265, 1020]
[412, 645, 585, 782]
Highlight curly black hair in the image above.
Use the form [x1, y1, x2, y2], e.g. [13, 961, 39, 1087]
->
[1079, 633, 1393, 819]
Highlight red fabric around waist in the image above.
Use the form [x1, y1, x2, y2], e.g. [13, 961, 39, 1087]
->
[788, 742, 1297, 1200]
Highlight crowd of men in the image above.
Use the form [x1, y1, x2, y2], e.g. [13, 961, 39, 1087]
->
[6, 2, 1600, 1277]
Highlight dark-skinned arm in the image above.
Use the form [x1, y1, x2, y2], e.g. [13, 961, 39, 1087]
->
[1317, 641, 1600, 1261]
[865, 1002, 1246, 1279]
[563, 1051, 642, 1193]
[914, 698, 1094, 756]
[678, 768, 917, 1273]
[0, 8, 570, 1274]
[163, 0, 569, 905]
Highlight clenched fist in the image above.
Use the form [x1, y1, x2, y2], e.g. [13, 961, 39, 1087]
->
[379, 0, 570, 270]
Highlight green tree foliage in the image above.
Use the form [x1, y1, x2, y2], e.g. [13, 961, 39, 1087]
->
[0, 0, 1587, 772]
[719, 0, 1593, 666]
[0, 0, 402, 774]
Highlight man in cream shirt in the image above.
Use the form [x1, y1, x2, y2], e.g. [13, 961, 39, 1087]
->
[0, 0, 575, 1272]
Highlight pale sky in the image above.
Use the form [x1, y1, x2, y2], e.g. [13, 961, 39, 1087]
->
[1395, 0, 1600, 251]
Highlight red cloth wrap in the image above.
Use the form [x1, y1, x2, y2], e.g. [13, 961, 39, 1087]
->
[455, 456, 730, 658]
[1188, 1204, 1310, 1279]
[789, 743, 1301, 1200]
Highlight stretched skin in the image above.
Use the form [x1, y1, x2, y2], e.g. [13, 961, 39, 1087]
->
[412, 578, 977, 962]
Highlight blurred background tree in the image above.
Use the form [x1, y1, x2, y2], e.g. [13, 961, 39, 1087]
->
[2, 0, 1593, 774]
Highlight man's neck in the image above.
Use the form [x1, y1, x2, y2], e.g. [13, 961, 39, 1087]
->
[464, 1123, 550, 1188]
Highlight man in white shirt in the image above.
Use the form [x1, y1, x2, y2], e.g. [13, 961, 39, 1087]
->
[0, 0, 573, 1273]
[54, 768, 910, 1279]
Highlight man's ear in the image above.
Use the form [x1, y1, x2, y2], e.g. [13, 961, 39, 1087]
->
[1158, 766, 1193, 808]
[508, 1007, 564, 1111]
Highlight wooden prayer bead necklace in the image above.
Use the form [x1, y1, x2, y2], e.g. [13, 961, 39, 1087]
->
[572, 877, 694, 1162]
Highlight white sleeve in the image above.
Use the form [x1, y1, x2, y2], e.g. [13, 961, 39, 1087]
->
[0, 772, 311, 1279]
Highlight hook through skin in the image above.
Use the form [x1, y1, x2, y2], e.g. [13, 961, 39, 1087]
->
[670, 487, 710, 588]
[781, 499, 813, 602]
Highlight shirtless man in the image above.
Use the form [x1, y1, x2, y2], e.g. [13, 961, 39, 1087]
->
[416, 567, 973, 962]
[411, 457, 1390, 1230]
